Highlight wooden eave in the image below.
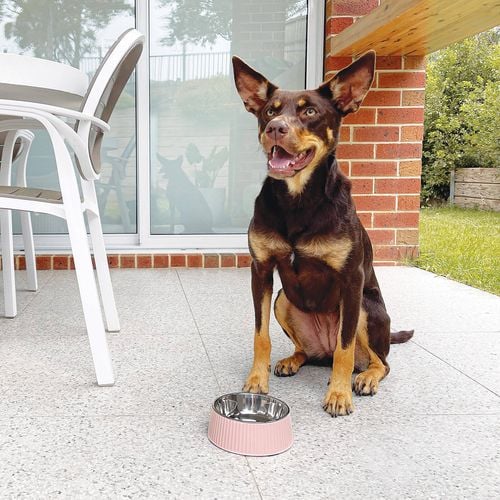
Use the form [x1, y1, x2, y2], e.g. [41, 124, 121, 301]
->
[331, 0, 500, 57]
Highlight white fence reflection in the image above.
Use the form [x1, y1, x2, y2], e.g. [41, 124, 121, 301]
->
[81, 52, 231, 81]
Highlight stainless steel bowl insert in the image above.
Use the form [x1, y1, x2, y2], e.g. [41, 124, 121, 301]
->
[213, 392, 290, 423]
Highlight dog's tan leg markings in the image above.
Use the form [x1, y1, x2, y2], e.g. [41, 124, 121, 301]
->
[323, 302, 355, 416]
[244, 288, 272, 394]
[353, 310, 388, 396]
[323, 343, 355, 416]
[243, 234, 277, 394]
[323, 269, 363, 417]
[274, 351, 308, 377]
[245, 229, 291, 393]
[273, 290, 308, 377]
[296, 236, 352, 272]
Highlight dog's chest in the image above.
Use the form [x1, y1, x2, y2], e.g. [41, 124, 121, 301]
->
[278, 248, 342, 313]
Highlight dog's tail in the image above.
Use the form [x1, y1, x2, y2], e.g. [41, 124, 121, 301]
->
[390, 330, 414, 344]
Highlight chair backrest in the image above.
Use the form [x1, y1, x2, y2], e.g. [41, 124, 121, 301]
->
[76, 29, 144, 180]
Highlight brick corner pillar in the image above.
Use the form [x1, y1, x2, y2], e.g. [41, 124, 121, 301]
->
[325, 0, 425, 265]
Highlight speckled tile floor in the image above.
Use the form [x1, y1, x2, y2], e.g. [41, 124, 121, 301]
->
[0, 267, 499, 499]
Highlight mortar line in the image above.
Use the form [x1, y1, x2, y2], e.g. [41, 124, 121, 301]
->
[411, 340, 500, 398]
[13, 268, 58, 316]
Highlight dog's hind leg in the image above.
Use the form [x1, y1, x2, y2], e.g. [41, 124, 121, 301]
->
[353, 308, 389, 396]
[273, 289, 308, 377]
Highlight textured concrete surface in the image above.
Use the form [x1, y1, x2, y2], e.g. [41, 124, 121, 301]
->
[1, 267, 499, 499]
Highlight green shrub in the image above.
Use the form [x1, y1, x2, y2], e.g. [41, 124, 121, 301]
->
[459, 82, 500, 168]
[422, 30, 500, 205]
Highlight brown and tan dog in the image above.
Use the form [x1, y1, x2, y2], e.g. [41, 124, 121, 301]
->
[232, 52, 413, 417]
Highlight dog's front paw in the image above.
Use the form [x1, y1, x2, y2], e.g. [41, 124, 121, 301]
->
[353, 371, 379, 396]
[243, 371, 269, 394]
[274, 356, 302, 377]
[323, 388, 354, 417]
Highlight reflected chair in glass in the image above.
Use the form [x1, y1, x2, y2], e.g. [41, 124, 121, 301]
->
[98, 136, 136, 232]
[0, 28, 144, 385]
[0, 129, 37, 318]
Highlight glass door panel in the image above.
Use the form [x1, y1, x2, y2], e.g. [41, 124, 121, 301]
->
[0, 0, 136, 234]
[150, 0, 308, 235]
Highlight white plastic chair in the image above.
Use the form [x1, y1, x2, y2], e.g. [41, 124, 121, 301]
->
[0, 29, 144, 386]
[0, 129, 38, 318]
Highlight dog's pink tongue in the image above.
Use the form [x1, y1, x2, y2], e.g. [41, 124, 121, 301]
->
[269, 147, 294, 169]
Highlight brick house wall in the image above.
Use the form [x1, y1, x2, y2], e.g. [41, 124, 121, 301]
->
[326, 0, 425, 264]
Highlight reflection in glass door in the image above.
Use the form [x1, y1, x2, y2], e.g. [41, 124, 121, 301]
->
[149, 0, 308, 235]
[0, 0, 136, 234]
[1, 0, 319, 247]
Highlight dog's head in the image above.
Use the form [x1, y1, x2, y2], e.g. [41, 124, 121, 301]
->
[232, 52, 375, 194]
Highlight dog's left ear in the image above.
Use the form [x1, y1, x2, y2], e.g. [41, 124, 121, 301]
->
[318, 51, 375, 115]
[232, 56, 278, 115]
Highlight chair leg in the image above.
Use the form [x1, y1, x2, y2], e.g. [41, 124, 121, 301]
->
[16, 133, 37, 292]
[65, 208, 114, 386]
[88, 210, 120, 333]
[0, 209, 17, 318]
[84, 181, 120, 333]
[20, 212, 37, 291]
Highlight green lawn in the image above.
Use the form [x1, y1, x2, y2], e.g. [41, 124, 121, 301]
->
[413, 206, 500, 295]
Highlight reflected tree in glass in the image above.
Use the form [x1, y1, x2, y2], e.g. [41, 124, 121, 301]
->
[0, 0, 131, 67]
[159, 0, 232, 46]
[159, 0, 306, 47]
[0, 0, 137, 235]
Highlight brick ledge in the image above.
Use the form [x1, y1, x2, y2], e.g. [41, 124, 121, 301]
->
[1, 251, 417, 270]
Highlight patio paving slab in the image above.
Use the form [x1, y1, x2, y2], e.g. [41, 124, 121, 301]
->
[199, 327, 500, 416]
[377, 267, 500, 334]
[0, 415, 261, 500]
[0, 268, 54, 318]
[0, 269, 197, 336]
[411, 330, 500, 396]
[247, 413, 500, 499]
[0, 330, 221, 418]
[0, 266, 499, 498]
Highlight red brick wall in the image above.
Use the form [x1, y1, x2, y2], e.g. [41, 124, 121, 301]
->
[0, 254, 254, 271]
[325, 0, 425, 264]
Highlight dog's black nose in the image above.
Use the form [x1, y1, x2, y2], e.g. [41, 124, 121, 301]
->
[265, 119, 289, 137]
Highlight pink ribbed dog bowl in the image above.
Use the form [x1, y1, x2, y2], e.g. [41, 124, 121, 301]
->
[208, 392, 293, 456]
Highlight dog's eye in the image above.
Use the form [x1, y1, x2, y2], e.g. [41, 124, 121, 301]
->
[304, 107, 317, 117]
[266, 108, 276, 117]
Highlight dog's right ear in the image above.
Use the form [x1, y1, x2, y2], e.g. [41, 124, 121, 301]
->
[318, 51, 375, 115]
[232, 56, 277, 115]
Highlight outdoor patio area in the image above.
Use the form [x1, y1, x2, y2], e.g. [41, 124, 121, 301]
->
[0, 266, 499, 498]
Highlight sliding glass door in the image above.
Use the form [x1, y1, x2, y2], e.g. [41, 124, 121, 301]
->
[0, 0, 322, 249]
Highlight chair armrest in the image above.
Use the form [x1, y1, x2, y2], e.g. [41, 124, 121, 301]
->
[0, 99, 110, 132]
[0, 107, 86, 208]
[0, 106, 97, 181]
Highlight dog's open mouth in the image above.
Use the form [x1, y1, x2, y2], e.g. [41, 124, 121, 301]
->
[267, 145, 314, 177]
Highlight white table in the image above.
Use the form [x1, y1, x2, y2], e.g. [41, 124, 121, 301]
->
[0, 53, 88, 110]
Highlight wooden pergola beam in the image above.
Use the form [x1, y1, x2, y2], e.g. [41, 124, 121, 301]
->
[332, 0, 500, 57]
